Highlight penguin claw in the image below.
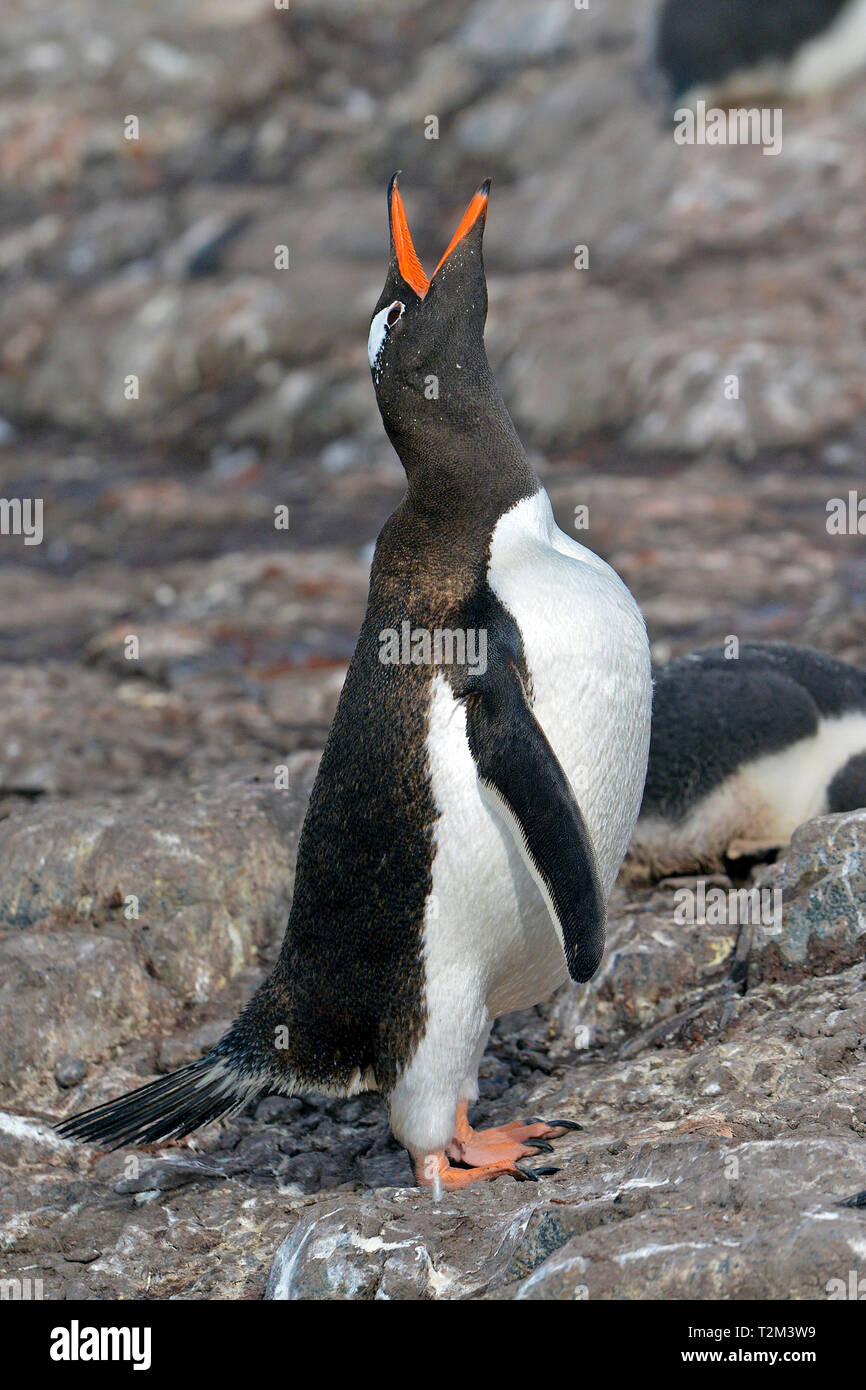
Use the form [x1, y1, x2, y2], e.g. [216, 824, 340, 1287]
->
[516, 1164, 559, 1180]
[513, 1164, 540, 1182]
[525, 1138, 555, 1155]
[530, 1116, 583, 1132]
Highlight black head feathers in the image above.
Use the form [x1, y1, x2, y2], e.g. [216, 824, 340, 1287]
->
[368, 175, 491, 415]
[367, 174, 534, 518]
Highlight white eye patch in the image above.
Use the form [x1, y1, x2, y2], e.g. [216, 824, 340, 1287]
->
[368, 300, 405, 373]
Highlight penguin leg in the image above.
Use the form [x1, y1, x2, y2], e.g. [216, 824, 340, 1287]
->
[388, 1000, 503, 1183]
[445, 1024, 557, 1165]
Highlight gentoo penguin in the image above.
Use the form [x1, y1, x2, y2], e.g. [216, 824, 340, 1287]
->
[58, 177, 652, 1191]
[651, 0, 866, 103]
[625, 642, 866, 882]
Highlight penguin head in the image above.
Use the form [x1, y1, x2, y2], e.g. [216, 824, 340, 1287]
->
[368, 174, 493, 452]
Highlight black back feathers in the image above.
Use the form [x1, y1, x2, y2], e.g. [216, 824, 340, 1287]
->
[642, 642, 866, 823]
[655, 0, 851, 99]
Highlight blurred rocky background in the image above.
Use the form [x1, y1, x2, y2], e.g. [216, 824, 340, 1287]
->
[0, 0, 865, 1299]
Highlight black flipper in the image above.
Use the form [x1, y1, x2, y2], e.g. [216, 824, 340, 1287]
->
[461, 645, 606, 984]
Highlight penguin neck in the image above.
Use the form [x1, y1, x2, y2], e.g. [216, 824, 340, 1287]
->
[385, 363, 538, 530]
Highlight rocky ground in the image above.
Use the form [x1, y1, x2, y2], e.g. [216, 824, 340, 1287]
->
[1, 0, 865, 1299]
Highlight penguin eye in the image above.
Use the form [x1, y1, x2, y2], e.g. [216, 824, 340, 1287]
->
[368, 300, 406, 372]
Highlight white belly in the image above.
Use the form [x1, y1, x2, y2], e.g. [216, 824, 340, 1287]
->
[423, 489, 651, 1020]
[387, 488, 650, 1154]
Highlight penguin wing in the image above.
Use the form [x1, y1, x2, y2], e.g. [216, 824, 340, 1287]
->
[463, 658, 606, 983]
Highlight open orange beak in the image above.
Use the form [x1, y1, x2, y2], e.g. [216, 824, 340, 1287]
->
[389, 175, 491, 299]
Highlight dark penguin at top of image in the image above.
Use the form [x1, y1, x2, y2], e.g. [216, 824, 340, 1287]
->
[652, 0, 866, 102]
[57, 177, 652, 1190]
[625, 642, 866, 882]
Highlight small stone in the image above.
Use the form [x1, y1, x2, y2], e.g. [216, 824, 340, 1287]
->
[254, 1096, 303, 1124]
[54, 1056, 88, 1089]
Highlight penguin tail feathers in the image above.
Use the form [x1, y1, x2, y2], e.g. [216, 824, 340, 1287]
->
[56, 1052, 264, 1151]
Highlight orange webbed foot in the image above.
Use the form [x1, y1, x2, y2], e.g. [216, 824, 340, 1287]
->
[414, 1150, 543, 1190]
[411, 1103, 581, 1189]
[440, 1101, 581, 1174]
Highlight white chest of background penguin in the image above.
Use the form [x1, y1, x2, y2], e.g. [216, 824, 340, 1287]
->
[59, 177, 652, 1191]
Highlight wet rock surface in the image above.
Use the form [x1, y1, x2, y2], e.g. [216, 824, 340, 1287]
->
[0, 0, 865, 1299]
[735, 813, 866, 988]
[3, 935, 865, 1299]
[3, 818, 865, 1300]
[0, 770, 317, 1105]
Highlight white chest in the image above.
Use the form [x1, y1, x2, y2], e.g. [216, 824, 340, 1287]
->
[487, 490, 652, 893]
[422, 489, 651, 1018]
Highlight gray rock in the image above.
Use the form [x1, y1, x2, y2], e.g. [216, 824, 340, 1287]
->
[53, 1055, 89, 1089]
[0, 774, 315, 1105]
[458, 0, 584, 61]
[738, 811, 866, 984]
